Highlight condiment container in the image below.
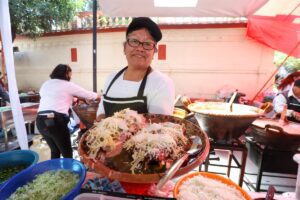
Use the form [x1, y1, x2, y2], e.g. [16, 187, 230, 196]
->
[30, 135, 50, 162]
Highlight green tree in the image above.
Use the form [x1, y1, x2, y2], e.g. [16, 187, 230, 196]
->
[82, 0, 100, 11]
[274, 51, 300, 73]
[9, 0, 86, 40]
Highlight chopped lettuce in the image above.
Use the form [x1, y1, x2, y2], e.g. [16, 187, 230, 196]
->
[8, 170, 79, 200]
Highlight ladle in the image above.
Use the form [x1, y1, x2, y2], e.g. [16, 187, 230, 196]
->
[156, 136, 202, 190]
[228, 91, 238, 112]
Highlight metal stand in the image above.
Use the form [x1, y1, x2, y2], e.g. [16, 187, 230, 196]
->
[200, 138, 248, 187]
[245, 137, 298, 192]
[0, 103, 39, 151]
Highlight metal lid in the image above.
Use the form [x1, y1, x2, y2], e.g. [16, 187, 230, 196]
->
[252, 118, 300, 135]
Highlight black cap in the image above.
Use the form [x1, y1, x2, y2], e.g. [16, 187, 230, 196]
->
[126, 17, 162, 42]
[294, 79, 300, 88]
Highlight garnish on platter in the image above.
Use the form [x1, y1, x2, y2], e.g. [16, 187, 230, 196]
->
[82, 109, 189, 174]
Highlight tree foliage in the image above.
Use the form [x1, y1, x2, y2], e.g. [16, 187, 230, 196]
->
[9, 0, 86, 39]
[274, 51, 300, 73]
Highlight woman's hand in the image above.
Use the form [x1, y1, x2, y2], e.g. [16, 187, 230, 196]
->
[292, 111, 300, 121]
[260, 102, 273, 113]
[95, 114, 105, 123]
[95, 94, 101, 102]
[73, 96, 89, 105]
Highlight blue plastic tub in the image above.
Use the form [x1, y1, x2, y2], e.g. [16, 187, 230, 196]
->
[0, 158, 86, 200]
[0, 150, 39, 189]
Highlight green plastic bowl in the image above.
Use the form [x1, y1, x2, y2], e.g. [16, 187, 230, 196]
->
[0, 150, 39, 188]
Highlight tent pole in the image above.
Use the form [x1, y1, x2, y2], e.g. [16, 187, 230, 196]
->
[1, 38, 7, 86]
[0, 0, 28, 149]
[282, 3, 300, 21]
[92, 0, 97, 92]
[250, 41, 300, 104]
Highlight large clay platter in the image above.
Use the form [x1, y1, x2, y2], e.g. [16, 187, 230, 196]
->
[78, 114, 210, 183]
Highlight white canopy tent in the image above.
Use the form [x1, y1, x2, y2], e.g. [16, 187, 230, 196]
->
[98, 0, 268, 17]
[0, 0, 28, 149]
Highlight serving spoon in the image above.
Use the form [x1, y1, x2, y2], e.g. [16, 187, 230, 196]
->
[156, 136, 202, 190]
[228, 91, 238, 112]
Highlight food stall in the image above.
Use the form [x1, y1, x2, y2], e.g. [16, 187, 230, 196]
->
[76, 0, 300, 197]
[1, 0, 300, 199]
[0, 103, 39, 152]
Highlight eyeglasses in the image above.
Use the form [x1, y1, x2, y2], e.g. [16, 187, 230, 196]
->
[126, 38, 156, 50]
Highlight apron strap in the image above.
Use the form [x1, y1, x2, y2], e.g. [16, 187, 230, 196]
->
[105, 66, 152, 98]
[137, 67, 152, 98]
[105, 66, 128, 94]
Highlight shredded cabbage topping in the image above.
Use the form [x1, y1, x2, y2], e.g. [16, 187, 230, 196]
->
[124, 122, 187, 173]
[85, 109, 188, 174]
[8, 169, 79, 200]
[85, 109, 146, 159]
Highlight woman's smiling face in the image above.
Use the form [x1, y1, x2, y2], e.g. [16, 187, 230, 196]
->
[124, 28, 156, 70]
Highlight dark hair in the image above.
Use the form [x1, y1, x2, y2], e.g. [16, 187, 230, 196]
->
[126, 17, 162, 42]
[294, 79, 300, 88]
[50, 64, 72, 81]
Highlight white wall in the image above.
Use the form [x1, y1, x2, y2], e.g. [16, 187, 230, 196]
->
[11, 27, 275, 99]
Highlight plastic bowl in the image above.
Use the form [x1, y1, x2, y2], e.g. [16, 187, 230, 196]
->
[0, 150, 39, 188]
[174, 172, 252, 200]
[0, 158, 86, 200]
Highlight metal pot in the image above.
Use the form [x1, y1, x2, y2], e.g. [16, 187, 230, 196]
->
[188, 102, 263, 142]
[249, 118, 300, 150]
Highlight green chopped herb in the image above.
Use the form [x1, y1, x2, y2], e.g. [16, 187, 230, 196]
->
[0, 165, 28, 183]
[8, 169, 79, 200]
